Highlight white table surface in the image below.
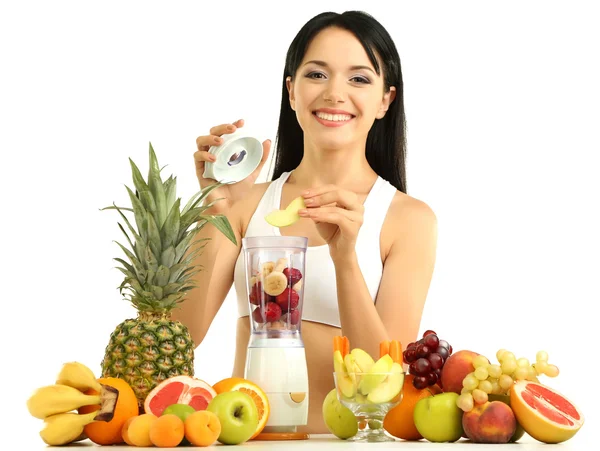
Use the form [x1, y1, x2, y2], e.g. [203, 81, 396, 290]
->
[25, 433, 590, 449]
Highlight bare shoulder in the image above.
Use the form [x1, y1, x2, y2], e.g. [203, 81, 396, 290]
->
[229, 181, 273, 235]
[391, 191, 437, 230]
[381, 191, 438, 256]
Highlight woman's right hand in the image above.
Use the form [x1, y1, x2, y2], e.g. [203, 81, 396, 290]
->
[194, 119, 271, 212]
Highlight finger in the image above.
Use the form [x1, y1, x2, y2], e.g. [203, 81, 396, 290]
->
[299, 206, 363, 224]
[300, 207, 362, 236]
[303, 189, 362, 212]
[196, 119, 245, 150]
[193, 149, 217, 176]
[196, 134, 225, 151]
[209, 119, 244, 137]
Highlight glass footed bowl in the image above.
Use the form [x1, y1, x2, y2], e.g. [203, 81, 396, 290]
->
[333, 370, 404, 442]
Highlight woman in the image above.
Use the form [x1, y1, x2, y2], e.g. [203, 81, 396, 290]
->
[172, 11, 438, 434]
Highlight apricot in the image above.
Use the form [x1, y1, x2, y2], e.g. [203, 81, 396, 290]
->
[121, 416, 136, 446]
[440, 350, 479, 394]
[124, 413, 157, 447]
[184, 410, 222, 447]
[149, 414, 184, 447]
[462, 400, 517, 443]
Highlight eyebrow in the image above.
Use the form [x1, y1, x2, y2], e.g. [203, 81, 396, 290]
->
[302, 60, 376, 74]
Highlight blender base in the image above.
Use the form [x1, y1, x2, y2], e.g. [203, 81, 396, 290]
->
[253, 431, 310, 441]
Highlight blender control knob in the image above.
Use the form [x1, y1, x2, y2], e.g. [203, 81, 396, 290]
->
[289, 392, 306, 403]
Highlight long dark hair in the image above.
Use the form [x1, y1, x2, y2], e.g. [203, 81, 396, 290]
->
[270, 10, 407, 193]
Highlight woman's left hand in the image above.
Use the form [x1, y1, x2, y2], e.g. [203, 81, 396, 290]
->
[298, 185, 364, 262]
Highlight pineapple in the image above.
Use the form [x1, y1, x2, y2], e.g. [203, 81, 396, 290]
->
[100, 143, 236, 408]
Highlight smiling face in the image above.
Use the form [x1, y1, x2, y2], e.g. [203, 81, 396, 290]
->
[286, 26, 395, 151]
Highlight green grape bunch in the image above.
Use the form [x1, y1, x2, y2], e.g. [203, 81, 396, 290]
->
[457, 349, 559, 412]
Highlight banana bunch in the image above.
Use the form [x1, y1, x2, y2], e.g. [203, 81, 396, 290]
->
[26, 361, 119, 446]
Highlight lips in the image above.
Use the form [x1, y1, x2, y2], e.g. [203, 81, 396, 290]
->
[312, 109, 355, 125]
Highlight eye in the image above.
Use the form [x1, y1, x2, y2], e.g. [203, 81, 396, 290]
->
[306, 71, 326, 79]
[350, 75, 371, 84]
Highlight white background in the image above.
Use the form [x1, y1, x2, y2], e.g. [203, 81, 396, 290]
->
[2, 0, 598, 447]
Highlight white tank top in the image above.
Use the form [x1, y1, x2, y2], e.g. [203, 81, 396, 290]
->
[233, 171, 397, 328]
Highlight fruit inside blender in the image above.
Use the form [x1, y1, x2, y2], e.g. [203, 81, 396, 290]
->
[248, 255, 303, 336]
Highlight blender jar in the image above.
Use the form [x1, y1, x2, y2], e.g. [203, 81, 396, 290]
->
[242, 236, 307, 341]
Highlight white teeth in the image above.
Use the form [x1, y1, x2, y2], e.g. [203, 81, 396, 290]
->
[315, 112, 352, 122]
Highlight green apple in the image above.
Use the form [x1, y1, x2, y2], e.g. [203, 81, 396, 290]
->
[358, 354, 393, 395]
[366, 362, 404, 403]
[162, 403, 196, 421]
[334, 350, 356, 398]
[350, 348, 374, 372]
[206, 391, 258, 445]
[344, 353, 358, 384]
[322, 389, 358, 439]
[413, 392, 464, 442]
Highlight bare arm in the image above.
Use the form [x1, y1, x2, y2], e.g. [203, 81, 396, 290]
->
[337, 199, 438, 358]
[171, 202, 243, 347]
[174, 119, 271, 347]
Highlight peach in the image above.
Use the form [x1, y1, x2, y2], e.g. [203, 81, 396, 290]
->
[440, 350, 479, 394]
[125, 413, 157, 447]
[120, 416, 136, 446]
[462, 400, 517, 444]
[149, 414, 185, 447]
[184, 410, 222, 447]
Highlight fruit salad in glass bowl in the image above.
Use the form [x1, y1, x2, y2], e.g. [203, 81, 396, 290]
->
[332, 337, 405, 442]
[247, 256, 304, 337]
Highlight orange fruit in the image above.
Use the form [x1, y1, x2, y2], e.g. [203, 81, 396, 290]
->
[383, 374, 442, 441]
[510, 380, 584, 444]
[79, 377, 139, 445]
[212, 377, 270, 439]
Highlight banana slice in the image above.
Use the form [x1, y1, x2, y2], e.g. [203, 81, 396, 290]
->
[263, 271, 288, 296]
[260, 261, 275, 278]
[293, 279, 303, 291]
[273, 258, 288, 273]
[249, 276, 258, 287]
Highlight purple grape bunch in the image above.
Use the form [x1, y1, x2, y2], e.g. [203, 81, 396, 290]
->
[403, 330, 453, 390]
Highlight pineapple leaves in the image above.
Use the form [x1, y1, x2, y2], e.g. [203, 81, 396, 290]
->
[145, 244, 159, 272]
[164, 176, 177, 209]
[199, 214, 237, 245]
[181, 182, 222, 215]
[114, 257, 135, 275]
[162, 198, 181, 249]
[103, 143, 239, 310]
[129, 158, 150, 194]
[179, 209, 207, 241]
[168, 263, 187, 283]
[163, 282, 184, 296]
[161, 246, 176, 268]
[126, 186, 149, 243]
[146, 213, 162, 262]
[155, 265, 170, 286]
[114, 241, 147, 281]
[148, 143, 168, 227]
[139, 190, 157, 218]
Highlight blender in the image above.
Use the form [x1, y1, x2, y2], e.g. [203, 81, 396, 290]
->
[242, 236, 310, 440]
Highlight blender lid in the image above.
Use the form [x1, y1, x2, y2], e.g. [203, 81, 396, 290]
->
[203, 130, 263, 184]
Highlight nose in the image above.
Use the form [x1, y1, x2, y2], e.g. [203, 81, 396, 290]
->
[322, 77, 346, 103]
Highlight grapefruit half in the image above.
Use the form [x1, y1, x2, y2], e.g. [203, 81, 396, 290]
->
[144, 375, 216, 416]
[510, 380, 584, 444]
